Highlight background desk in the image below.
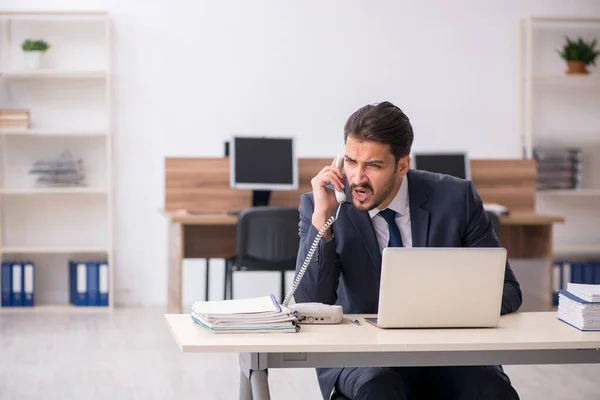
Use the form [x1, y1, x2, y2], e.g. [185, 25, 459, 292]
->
[165, 312, 600, 400]
[164, 210, 563, 314]
[164, 158, 563, 314]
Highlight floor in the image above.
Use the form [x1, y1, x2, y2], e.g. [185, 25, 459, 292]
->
[0, 307, 599, 400]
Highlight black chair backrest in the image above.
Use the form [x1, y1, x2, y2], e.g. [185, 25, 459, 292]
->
[486, 210, 500, 237]
[236, 206, 300, 269]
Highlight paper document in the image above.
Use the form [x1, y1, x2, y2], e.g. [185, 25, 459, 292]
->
[190, 294, 299, 334]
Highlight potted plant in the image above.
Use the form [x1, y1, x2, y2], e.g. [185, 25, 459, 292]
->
[557, 36, 599, 75]
[21, 39, 50, 69]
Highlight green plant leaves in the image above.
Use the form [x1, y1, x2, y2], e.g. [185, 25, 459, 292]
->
[21, 39, 50, 52]
[558, 36, 599, 66]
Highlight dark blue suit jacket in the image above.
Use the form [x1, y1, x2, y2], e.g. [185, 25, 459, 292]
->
[294, 169, 522, 399]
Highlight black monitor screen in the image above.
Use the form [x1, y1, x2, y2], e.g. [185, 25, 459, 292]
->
[232, 137, 296, 188]
[413, 153, 467, 179]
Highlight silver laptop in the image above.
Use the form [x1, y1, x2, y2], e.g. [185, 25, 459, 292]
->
[365, 247, 507, 329]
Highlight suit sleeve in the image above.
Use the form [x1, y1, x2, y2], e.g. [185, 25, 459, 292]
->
[293, 193, 341, 305]
[462, 181, 523, 315]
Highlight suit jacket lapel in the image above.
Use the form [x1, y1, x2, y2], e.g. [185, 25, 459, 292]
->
[407, 170, 430, 247]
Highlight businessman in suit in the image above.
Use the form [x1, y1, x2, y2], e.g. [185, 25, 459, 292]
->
[294, 101, 522, 400]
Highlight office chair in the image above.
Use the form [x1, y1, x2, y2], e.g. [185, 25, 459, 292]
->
[224, 206, 300, 302]
[486, 210, 501, 237]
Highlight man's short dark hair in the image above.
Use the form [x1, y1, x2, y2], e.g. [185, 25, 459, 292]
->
[343, 101, 414, 164]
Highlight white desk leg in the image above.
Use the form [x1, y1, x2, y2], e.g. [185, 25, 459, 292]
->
[250, 370, 270, 400]
[239, 353, 271, 400]
[240, 370, 253, 400]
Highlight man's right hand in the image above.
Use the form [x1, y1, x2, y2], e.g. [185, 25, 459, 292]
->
[310, 158, 345, 240]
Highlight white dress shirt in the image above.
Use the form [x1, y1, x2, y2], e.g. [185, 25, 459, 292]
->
[368, 175, 413, 252]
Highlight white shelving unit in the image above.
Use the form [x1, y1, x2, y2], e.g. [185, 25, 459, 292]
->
[0, 11, 113, 311]
[519, 17, 600, 260]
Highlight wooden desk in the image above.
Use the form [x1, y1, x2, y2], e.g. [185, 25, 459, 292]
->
[165, 312, 600, 400]
[166, 211, 237, 314]
[164, 158, 564, 314]
[498, 213, 565, 313]
[165, 210, 564, 314]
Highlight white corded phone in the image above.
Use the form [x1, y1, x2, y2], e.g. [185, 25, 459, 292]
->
[282, 151, 346, 324]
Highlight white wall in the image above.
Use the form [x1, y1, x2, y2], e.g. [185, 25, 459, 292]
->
[4, 0, 600, 306]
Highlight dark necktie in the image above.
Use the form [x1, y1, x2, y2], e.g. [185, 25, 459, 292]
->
[379, 208, 403, 247]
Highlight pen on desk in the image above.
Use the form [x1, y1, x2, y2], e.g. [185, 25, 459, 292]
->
[349, 317, 360, 325]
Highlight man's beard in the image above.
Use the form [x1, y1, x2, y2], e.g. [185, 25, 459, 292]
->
[351, 178, 397, 212]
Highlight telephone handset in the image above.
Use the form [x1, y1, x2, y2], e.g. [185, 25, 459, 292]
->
[282, 150, 346, 324]
[334, 153, 347, 203]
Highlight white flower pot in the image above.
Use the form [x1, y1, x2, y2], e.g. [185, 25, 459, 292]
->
[23, 51, 44, 69]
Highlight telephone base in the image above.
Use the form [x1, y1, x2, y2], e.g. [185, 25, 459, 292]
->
[288, 302, 343, 324]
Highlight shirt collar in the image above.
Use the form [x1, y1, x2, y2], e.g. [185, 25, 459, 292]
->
[368, 175, 409, 219]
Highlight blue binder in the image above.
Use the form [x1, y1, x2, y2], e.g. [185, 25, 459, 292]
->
[72, 261, 88, 306]
[11, 263, 23, 306]
[22, 261, 34, 307]
[1, 262, 11, 307]
[87, 262, 99, 306]
[99, 262, 109, 306]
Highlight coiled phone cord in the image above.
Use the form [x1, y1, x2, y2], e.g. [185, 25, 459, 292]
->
[282, 204, 342, 307]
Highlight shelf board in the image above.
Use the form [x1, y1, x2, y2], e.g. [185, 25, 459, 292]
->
[0, 70, 106, 79]
[0, 304, 111, 313]
[554, 244, 600, 255]
[1, 245, 110, 254]
[528, 17, 600, 24]
[0, 187, 108, 195]
[0, 128, 107, 137]
[0, 11, 108, 17]
[524, 74, 600, 83]
[537, 189, 600, 196]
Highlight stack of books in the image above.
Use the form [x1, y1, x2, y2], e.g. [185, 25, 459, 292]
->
[0, 109, 30, 130]
[29, 150, 85, 187]
[191, 294, 299, 334]
[534, 147, 582, 191]
[557, 283, 600, 331]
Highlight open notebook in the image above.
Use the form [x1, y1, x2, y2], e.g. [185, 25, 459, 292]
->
[191, 294, 299, 334]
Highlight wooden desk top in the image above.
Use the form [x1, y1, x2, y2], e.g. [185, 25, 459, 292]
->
[163, 210, 238, 225]
[163, 210, 564, 227]
[498, 213, 565, 225]
[165, 312, 600, 353]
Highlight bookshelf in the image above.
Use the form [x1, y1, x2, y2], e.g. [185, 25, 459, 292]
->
[0, 11, 113, 311]
[519, 17, 600, 260]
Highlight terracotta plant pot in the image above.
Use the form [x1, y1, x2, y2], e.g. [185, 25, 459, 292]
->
[566, 61, 588, 75]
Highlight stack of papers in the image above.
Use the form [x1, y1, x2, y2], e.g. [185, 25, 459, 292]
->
[558, 283, 600, 331]
[190, 294, 299, 334]
[29, 150, 85, 187]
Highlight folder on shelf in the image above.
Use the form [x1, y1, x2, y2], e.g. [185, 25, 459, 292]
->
[99, 262, 109, 306]
[87, 262, 99, 306]
[69, 261, 88, 306]
[1, 262, 11, 307]
[11, 263, 23, 306]
[22, 261, 34, 307]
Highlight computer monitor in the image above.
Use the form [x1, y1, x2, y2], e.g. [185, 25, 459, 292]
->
[230, 136, 298, 207]
[412, 152, 469, 180]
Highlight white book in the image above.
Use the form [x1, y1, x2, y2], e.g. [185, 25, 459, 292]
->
[567, 283, 600, 303]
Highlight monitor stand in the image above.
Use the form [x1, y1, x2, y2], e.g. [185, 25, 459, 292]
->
[252, 190, 271, 207]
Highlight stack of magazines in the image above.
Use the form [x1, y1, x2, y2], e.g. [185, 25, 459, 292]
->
[29, 150, 85, 187]
[558, 283, 600, 331]
[191, 294, 299, 334]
